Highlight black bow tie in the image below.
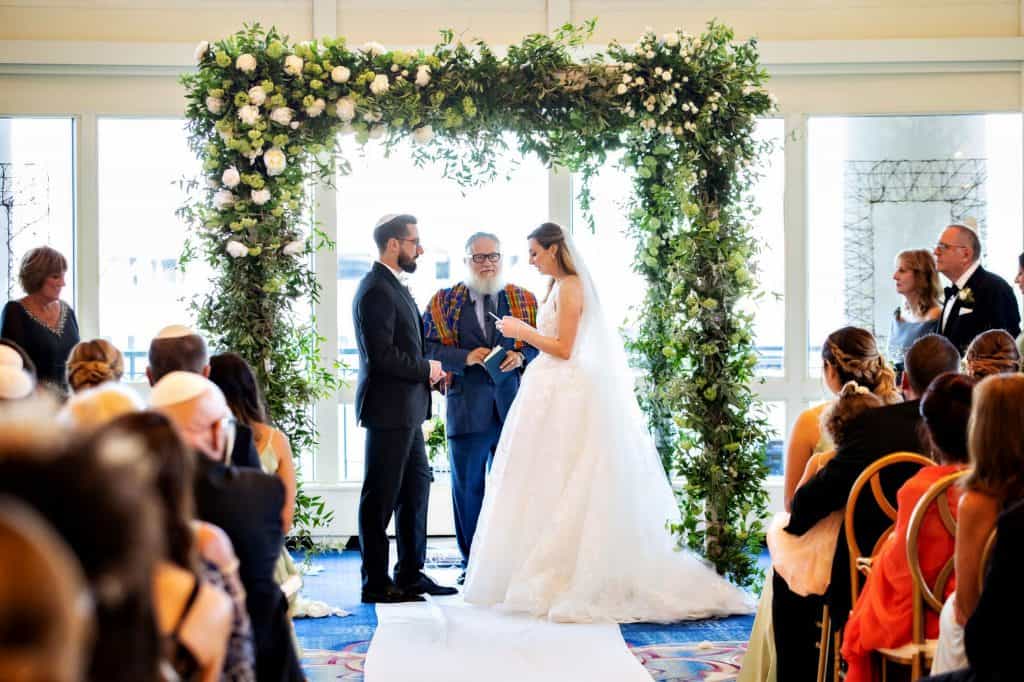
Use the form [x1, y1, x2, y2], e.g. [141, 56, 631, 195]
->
[944, 285, 959, 301]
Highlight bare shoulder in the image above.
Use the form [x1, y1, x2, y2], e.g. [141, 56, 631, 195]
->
[959, 489, 1000, 522]
[925, 305, 943, 321]
[557, 275, 584, 299]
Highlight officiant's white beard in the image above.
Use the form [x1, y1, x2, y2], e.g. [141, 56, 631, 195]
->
[466, 271, 505, 296]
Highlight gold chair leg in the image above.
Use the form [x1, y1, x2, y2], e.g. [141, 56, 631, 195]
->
[833, 630, 842, 681]
[816, 605, 831, 682]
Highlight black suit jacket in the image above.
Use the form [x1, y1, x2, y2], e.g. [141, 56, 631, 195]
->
[353, 262, 431, 429]
[786, 400, 925, 623]
[192, 455, 302, 681]
[941, 264, 1021, 354]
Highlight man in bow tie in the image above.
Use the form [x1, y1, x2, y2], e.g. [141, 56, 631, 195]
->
[423, 232, 538, 583]
[934, 220, 1020, 354]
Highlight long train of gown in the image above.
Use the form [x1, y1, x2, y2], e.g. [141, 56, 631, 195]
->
[463, 283, 753, 623]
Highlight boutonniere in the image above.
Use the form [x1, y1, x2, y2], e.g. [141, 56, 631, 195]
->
[958, 287, 975, 305]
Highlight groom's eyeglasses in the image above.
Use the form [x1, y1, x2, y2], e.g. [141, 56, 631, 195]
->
[470, 253, 502, 264]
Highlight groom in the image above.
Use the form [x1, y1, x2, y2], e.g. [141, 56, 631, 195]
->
[353, 213, 457, 603]
[423, 232, 538, 582]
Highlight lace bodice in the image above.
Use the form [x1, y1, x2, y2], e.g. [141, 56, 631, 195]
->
[537, 283, 559, 337]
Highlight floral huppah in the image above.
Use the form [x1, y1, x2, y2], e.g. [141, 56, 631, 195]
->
[179, 20, 774, 586]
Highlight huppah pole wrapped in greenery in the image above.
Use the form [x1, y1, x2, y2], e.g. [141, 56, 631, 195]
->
[179, 20, 774, 586]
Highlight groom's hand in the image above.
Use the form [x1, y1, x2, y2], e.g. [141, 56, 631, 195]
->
[466, 347, 490, 366]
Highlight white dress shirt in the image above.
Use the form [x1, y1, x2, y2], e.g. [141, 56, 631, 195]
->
[942, 260, 980, 331]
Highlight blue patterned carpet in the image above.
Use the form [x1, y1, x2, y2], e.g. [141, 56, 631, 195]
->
[294, 547, 765, 681]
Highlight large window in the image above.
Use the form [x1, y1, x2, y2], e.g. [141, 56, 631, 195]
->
[335, 135, 549, 479]
[0, 118, 75, 304]
[807, 114, 1024, 373]
[97, 119, 206, 380]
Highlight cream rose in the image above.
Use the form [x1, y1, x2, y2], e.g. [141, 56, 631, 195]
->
[251, 188, 271, 205]
[205, 96, 225, 115]
[335, 96, 356, 121]
[237, 105, 260, 126]
[282, 240, 305, 256]
[194, 41, 210, 63]
[269, 107, 294, 126]
[247, 85, 267, 107]
[415, 65, 431, 87]
[283, 55, 304, 77]
[263, 147, 287, 176]
[305, 98, 326, 118]
[213, 189, 236, 210]
[221, 166, 241, 189]
[412, 125, 434, 144]
[235, 53, 257, 73]
[369, 74, 390, 95]
[226, 240, 249, 258]
[331, 65, 351, 83]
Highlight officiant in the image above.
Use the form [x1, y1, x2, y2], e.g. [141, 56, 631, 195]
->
[423, 232, 539, 582]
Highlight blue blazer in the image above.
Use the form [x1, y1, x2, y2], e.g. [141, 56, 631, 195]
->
[424, 290, 538, 437]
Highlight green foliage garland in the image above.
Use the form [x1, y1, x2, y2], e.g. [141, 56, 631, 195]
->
[180, 21, 773, 584]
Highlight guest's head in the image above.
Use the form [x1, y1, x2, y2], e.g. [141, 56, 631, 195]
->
[0, 497, 92, 682]
[372, 213, 421, 273]
[965, 330, 1020, 378]
[822, 381, 884, 446]
[893, 249, 941, 315]
[820, 327, 901, 403]
[902, 333, 961, 400]
[0, 339, 36, 379]
[934, 220, 981, 281]
[0, 366, 35, 402]
[208, 352, 267, 428]
[919, 372, 977, 464]
[18, 246, 68, 302]
[59, 383, 144, 432]
[67, 339, 124, 393]
[97, 412, 197, 572]
[146, 324, 209, 386]
[966, 373, 1024, 502]
[1015, 251, 1024, 295]
[464, 231, 505, 296]
[150, 371, 233, 462]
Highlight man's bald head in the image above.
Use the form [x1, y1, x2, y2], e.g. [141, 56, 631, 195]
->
[150, 371, 230, 460]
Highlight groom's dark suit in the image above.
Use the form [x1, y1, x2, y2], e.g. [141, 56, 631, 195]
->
[940, 264, 1020, 354]
[353, 262, 433, 591]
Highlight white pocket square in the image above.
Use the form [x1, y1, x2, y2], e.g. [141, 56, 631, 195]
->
[959, 308, 974, 315]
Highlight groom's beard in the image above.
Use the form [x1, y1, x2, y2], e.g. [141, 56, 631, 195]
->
[466, 272, 504, 296]
[398, 252, 418, 273]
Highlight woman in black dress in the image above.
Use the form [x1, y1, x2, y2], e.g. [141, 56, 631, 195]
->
[0, 246, 79, 396]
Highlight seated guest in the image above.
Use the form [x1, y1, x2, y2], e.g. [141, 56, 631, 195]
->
[0, 342, 36, 402]
[0, 338, 37, 378]
[66, 339, 124, 393]
[930, 373, 1024, 674]
[59, 382, 144, 431]
[842, 373, 976, 681]
[0, 247, 79, 396]
[964, 329, 1019, 379]
[147, 325, 260, 469]
[889, 249, 943, 379]
[0, 497, 92, 682]
[923, 497, 1024, 682]
[773, 333, 961, 681]
[0, 410, 164, 682]
[150, 372, 302, 681]
[96, 412, 241, 682]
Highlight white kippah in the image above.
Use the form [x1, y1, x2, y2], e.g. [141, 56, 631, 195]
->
[0, 345, 23, 368]
[150, 370, 219, 407]
[374, 213, 400, 228]
[0, 366, 34, 400]
[154, 324, 197, 340]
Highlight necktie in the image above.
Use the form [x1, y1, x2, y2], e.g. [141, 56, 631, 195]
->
[483, 294, 497, 345]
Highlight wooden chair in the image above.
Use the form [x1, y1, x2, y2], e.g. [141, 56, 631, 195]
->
[815, 451, 933, 682]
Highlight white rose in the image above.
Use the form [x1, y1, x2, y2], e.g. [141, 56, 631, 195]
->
[269, 107, 294, 127]
[363, 41, 386, 56]
[235, 53, 257, 73]
[616, 83, 627, 95]
[221, 166, 241, 188]
[237, 104, 260, 126]
[368, 124, 386, 140]
[369, 74, 390, 95]
[283, 55, 304, 77]
[305, 98, 326, 118]
[247, 85, 267, 107]
[226, 240, 249, 258]
[250, 188, 271, 205]
[331, 65, 351, 83]
[663, 33, 679, 47]
[213, 189, 236, 210]
[205, 96, 225, 114]
[282, 240, 305, 256]
[412, 125, 434, 144]
[335, 96, 356, 121]
[194, 41, 210, 63]
[263, 147, 287, 176]
[415, 64, 431, 87]
[289, 121, 300, 129]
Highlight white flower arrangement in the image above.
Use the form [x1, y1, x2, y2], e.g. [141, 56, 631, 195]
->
[213, 189, 236, 210]
[237, 105, 261, 126]
[335, 96, 356, 121]
[247, 85, 267, 107]
[194, 41, 210, 63]
[363, 41, 386, 56]
[282, 240, 305, 256]
[221, 166, 241, 188]
[331, 65, 351, 83]
[250, 188, 271, 205]
[225, 240, 249, 258]
[235, 53, 257, 73]
[368, 124, 386, 140]
[269, 107, 294, 126]
[263, 147, 287, 176]
[415, 65, 431, 87]
[369, 74, 390, 95]
[205, 96, 225, 114]
[283, 55, 304, 77]
[412, 125, 434, 144]
[305, 98, 326, 118]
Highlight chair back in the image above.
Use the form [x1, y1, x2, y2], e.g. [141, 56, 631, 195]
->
[979, 526, 997, 592]
[845, 452, 933, 603]
[906, 470, 968, 647]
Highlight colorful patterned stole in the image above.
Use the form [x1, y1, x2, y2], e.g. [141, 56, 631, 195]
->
[425, 283, 538, 350]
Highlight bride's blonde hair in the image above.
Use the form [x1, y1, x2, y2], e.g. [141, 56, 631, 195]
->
[528, 222, 577, 301]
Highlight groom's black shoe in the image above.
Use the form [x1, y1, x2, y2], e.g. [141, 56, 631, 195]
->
[397, 572, 458, 596]
[361, 583, 425, 604]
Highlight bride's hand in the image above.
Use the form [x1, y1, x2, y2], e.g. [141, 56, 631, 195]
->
[496, 315, 529, 340]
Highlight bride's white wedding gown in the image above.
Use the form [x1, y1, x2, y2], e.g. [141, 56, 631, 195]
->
[463, 280, 753, 623]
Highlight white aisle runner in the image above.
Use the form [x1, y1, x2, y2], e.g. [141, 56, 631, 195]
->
[364, 597, 651, 682]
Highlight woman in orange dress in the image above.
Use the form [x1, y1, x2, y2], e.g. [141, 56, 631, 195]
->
[841, 372, 976, 682]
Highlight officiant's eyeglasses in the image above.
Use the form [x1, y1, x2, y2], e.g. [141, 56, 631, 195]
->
[469, 253, 502, 264]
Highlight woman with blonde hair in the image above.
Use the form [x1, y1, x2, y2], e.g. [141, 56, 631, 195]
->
[889, 249, 943, 376]
[931, 373, 1024, 673]
[965, 329, 1020, 379]
[66, 339, 124, 393]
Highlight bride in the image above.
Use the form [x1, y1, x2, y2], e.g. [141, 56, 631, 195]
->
[462, 222, 753, 623]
